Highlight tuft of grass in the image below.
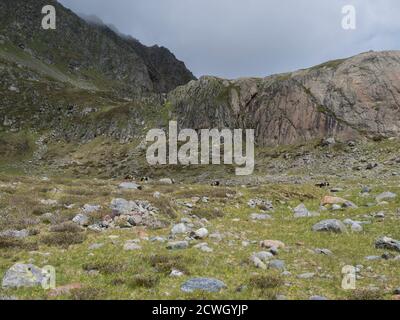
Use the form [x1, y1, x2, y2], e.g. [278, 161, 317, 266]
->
[348, 289, 384, 300]
[82, 261, 127, 275]
[128, 274, 160, 289]
[41, 232, 86, 247]
[249, 275, 284, 290]
[49, 222, 83, 233]
[147, 254, 191, 274]
[69, 287, 106, 300]
[191, 207, 224, 219]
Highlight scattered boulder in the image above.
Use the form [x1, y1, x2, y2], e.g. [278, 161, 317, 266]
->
[269, 260, 285, 271]
[193, 228, 209, 239]
[170, 270, 184, 277]
[251, 256, 267, 270]
[171, 223, 189, 235]
[2, 264, 43, 288]
[375, 236, 400, 252]
[321, 196, 348, 206]
[260, 240, 285, 249]
[312, 219, 347, 233]
[159, 178, 174, 185]
[351, 223, 363, 232]
[118, 182, 141, 190]
[293, 203, 313, 218]
[248, 198, 273, 211]
[181, 278, 227, 293]
[82, 204, 101, 214]
[251, 251, 273, 269]
[321, 137, 336, 146]
[72, 213, 89, 226]
[376, 192, 397, 203]
[167, 241, 189, 250]
[314, 248, 333, 256]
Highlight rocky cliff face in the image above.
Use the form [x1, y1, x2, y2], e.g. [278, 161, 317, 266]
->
[0, 0, 195, 96]
[169, 51, 400, 146]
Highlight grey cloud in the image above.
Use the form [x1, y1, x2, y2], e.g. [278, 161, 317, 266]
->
[59, 0, 400, 78]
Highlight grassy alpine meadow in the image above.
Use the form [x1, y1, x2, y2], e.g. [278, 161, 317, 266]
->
[1, 172, 400, 300]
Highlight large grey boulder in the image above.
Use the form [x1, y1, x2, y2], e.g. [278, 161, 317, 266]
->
[375, 236, 400, 252]
[312, 219, 347, 233]
[2, 264, 44, 288]
[181, 278, 227, 293]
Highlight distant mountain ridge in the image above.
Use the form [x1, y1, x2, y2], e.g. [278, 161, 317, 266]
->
[0, 0, 195, 95]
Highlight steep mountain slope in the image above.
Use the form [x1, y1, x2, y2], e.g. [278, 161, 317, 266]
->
[169, 51, 400, 146]
[0, 0, 195, 95]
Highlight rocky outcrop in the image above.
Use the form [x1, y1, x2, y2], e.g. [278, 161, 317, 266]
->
[169, 51, 400, 146]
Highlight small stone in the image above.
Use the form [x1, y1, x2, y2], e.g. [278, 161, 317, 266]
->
[40, 199, 58, 206]
[260, 240, 285, 249]
[374, 212, 385, 219]
[314, 248, 333, 256]
[118, 182, 141, 190]
[251, 256, 267, 270]
[252, 251, 274, 262]
[72, 213, 89, 226]
[150, 236, 166, 243]
[269, 260, 285, 271]
[351, 223, 363, 232]
[365, 256, 381, 261]
[167, 241, 189, 250]
[159, 178, 174, 185]
[193, 228, 209, 239]
[171, 223, 188, 235]
[343, 201, 358, 209]
[321, 196, 348, 206]
[170, 269, 184, 277]
[250, 213, 272, 220]
[293, 203, 312, 218]
[312, 219, 347, 233]
[153, 192, 161, 199]
[361, 186, 371, 194]
[181, 278, 227, 293]
[376, 192, 397, 203]
[82, 204, 101, 213]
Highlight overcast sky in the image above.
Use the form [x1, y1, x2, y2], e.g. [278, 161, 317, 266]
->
[59, 0, 400, 79]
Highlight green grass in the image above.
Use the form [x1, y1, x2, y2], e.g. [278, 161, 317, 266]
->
[0, 173, 399, 300]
